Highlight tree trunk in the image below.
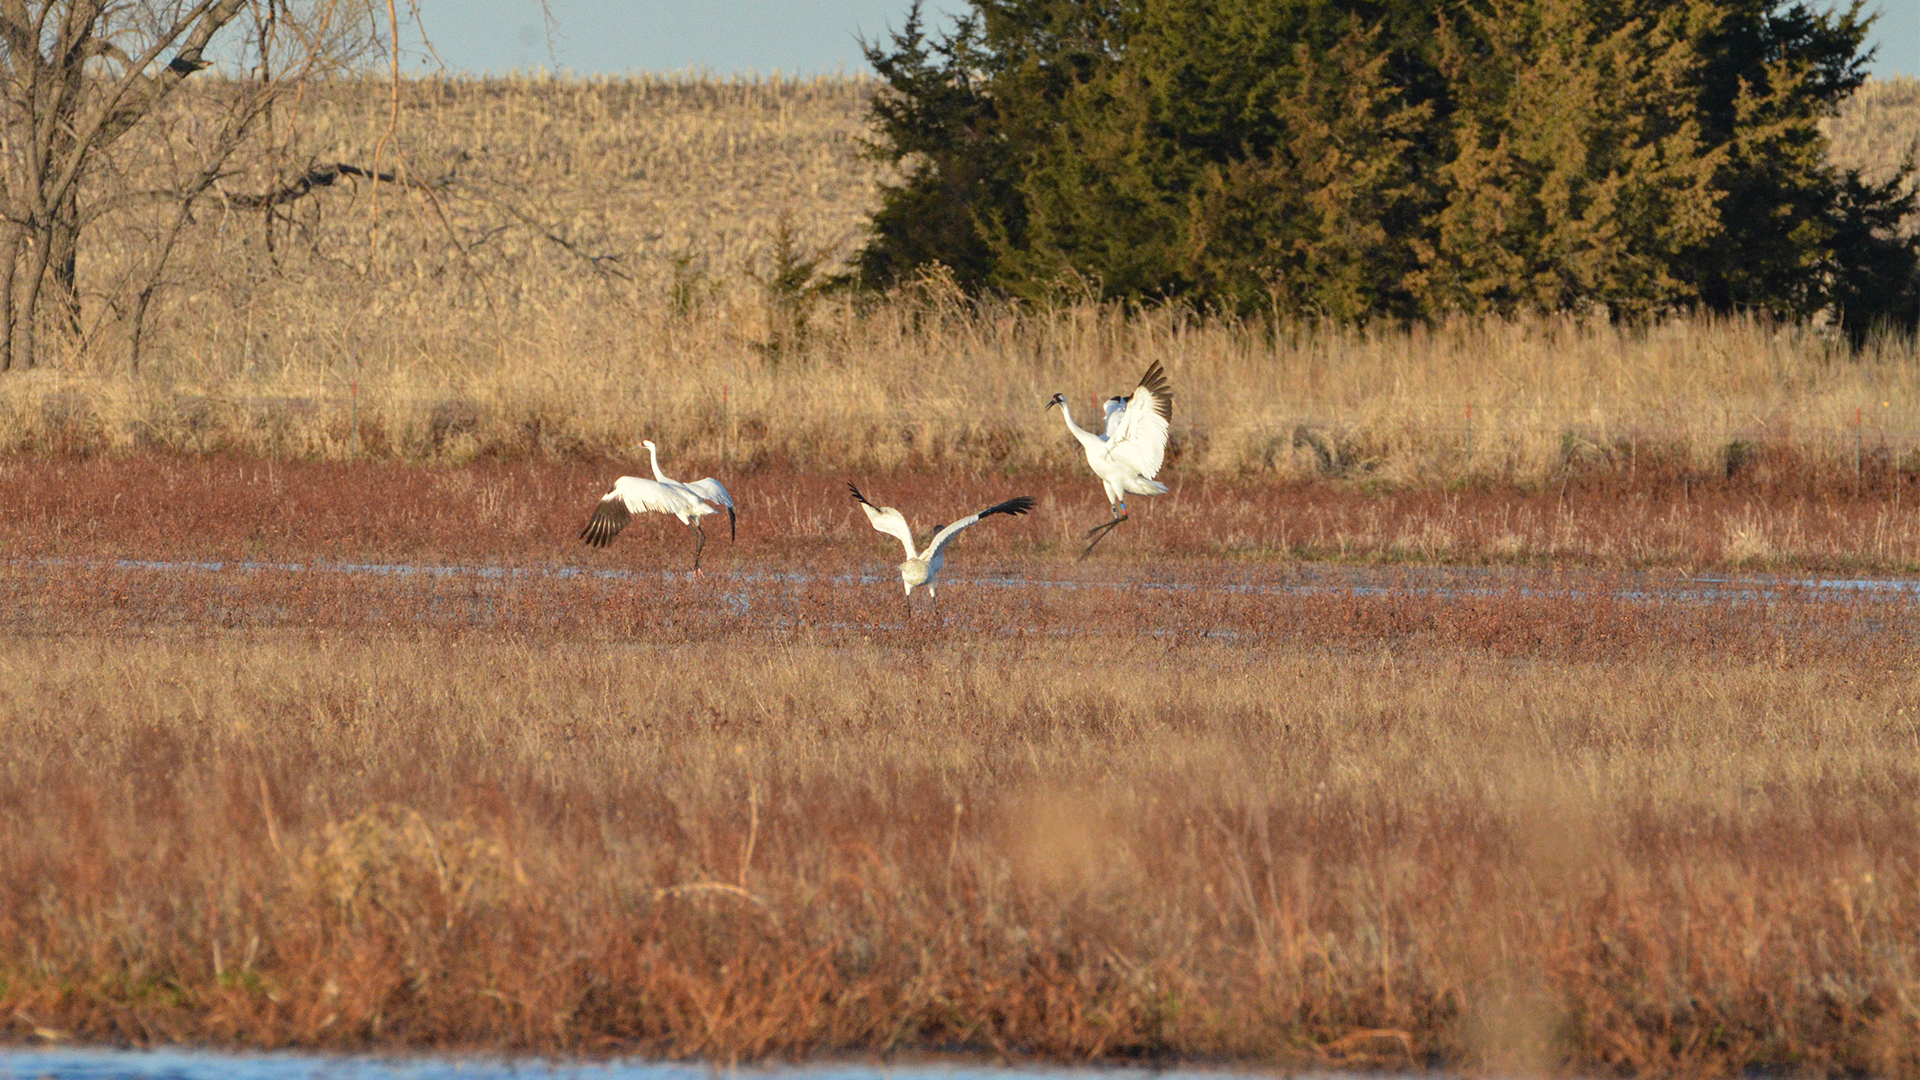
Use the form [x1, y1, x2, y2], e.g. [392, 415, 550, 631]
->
[0, 228, 20, 373]
[127, 198, 199, 375]
[48, 185, 80, 337]
[0, 0, 355, 374]
[14, 225, 54, 370]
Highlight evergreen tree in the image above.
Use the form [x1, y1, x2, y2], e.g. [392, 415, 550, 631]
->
[1676, 0, 1918, 332]
[1003, 3, 1433, 318]
[859, 5, 1017, 289]
[1418, 0, 1724, 319]
[858, 0, 1918, 333]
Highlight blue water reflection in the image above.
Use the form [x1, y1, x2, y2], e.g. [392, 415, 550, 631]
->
[20, 554, 1920, 606]
[0, 1047, 1318, 1080]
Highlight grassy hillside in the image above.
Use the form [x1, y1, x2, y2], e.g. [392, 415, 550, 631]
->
[1826, 75, 1920, 218]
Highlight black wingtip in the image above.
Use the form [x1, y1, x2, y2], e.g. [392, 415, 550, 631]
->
[727, 504, 737, 542]
[847, 482, 874, 508]
[1139, 360, 1173, 422]
[982, 495, 1036, 519]
[581, 516, 610, 547]
[580, 495, 630, 548]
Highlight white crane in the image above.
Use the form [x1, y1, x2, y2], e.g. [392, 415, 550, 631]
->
[1047, 359, 1173, 557]
[580, 440, 736, 571]
[848, 483, 1034, 597]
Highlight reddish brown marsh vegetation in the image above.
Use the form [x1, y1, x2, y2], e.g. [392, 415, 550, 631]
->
[7, 454, 1920, 574]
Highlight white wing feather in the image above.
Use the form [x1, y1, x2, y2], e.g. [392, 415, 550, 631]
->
[683, 477, 734, 510]
[614, 475, 698, 515]
[1105, 382, 1170, 480]
[857, 500, 919, 560]
[926, 496, 1035, 561]
[925, 511, 991, 562]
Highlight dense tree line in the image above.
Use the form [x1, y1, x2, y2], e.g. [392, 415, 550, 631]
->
[859, 0, 1919, 334]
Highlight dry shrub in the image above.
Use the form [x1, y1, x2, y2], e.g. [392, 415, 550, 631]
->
[300, 807, 524, 928]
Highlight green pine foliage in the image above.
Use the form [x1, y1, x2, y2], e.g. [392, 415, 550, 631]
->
[858, 0, 1919, 333]
[1418, 0, 1725, 319]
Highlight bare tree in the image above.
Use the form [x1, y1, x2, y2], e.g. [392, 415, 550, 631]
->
[0, 0, 379, 371]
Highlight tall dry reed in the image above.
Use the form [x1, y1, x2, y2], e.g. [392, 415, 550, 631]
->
[0, 75, 1915, 489]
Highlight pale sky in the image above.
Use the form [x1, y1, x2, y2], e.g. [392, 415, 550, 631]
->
[409, 1, 966, 77]
[409, 2, 1919, 80]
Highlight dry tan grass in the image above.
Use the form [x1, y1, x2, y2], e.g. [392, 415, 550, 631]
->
[0, 628, 1916, 1072]
[7, 299, 1920, 490]
[0, 75, 1914, 492]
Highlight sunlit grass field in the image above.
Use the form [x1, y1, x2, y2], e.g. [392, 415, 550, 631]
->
[3, 74, 1917, 491]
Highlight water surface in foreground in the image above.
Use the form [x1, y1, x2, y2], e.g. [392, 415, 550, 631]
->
[0, 1048, 1341, 1080]
[10, 552, 1919, 651]
[27, 553, 1920, 604]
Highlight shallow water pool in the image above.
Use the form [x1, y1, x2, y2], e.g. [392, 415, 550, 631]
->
[0, 1048, 1336, 1080]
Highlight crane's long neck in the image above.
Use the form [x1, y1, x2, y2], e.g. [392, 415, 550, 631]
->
[645, 444, 668, 483]
[1055, 402, 1102, 450]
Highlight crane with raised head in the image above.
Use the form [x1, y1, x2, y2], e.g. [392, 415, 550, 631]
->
[580, 440, 736, 571]
[1047, 360, 1173, 557]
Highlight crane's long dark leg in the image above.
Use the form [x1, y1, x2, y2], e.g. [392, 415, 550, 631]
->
[689, 521, 708, 573]
[1079, 503, 1129, 560]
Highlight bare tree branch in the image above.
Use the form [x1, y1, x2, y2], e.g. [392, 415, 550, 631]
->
[0, 0, 377, 369]
[225, 161, 437, 210]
